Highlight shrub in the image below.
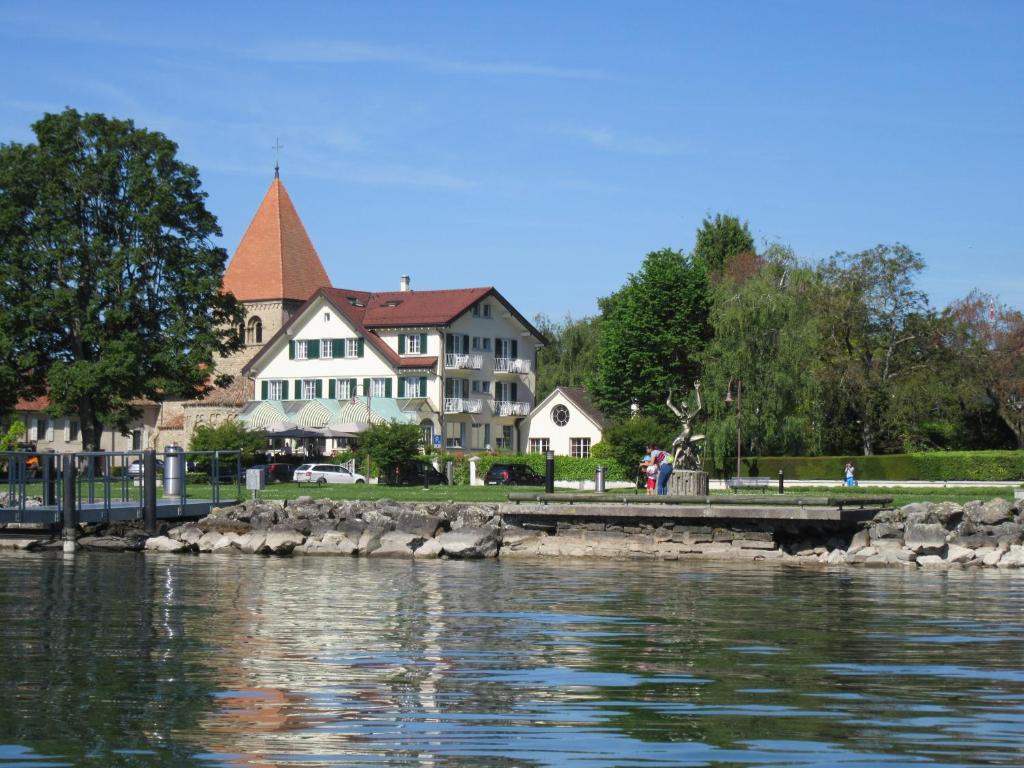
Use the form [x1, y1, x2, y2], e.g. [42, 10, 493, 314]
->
[746, 451, 1024, 481]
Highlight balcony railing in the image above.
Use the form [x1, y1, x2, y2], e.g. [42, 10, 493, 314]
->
[444, 397, 483, 414]
[494, 400, 531, 417]
[493, 357, 532, 374]
[445, 353, 483, 370]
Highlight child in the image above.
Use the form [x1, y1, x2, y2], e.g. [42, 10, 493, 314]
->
[641, 454, 657, 495]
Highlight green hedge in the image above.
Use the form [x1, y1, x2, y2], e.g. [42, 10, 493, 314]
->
[743, 451, 1024, 482]
[464, 453, 631, 483]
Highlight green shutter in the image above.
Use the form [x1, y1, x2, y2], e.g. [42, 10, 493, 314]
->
[295, 380, 303, 399]
[511, 339, 518, 358]
[419, 376, 427, 398]
[282, 381, 289, 400]
[463, 334, 469, 353]
[445, 333, 454, 353]
[384, 378, 392, 398]
[357, 337, 365, 357]
[398, 334, 406, 354]
[315, 379, 323, 398]
[494, 338, 500, 354]
[289, 340, 295, 359]
[328, 379, 336, 399]
[308, 340, 320, 359]
[398, 378, 406, 398]
[350, 379, 357, 398]
[419, 333, 427, 353]
[362, 378, 370, 396]
[261, 381, 268, 400]
[511, 382, 518, 402]
[332, 338, 343, 358]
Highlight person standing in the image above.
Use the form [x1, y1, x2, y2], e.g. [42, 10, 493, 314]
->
[646, 443, 673, 495]
[844, 462, 856, 487]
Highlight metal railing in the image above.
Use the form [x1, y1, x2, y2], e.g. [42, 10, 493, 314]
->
[443, 397, 483, 414]
[444, 353, 483, 370]
[494, 400, 531, 417]
[493, 357, 531, 374]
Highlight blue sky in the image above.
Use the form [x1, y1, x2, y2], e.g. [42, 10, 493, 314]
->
[2, 1, 1021, 319]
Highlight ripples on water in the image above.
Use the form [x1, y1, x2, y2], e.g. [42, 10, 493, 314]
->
[0, 553, 1022, 767]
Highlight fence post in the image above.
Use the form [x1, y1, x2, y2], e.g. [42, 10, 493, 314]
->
[62, 454, 77, 553]
[545, 451, 554, 495]
[143, 449, 157, 533]
[778, 469, 785, 495]
[42, 453, 57, 506]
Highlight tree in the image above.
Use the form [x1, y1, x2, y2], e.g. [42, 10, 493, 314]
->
[596, 415, 675, 477]
[360, 421, 423, 484]
[189, 421, 268, 465]
[816, 244, 933, 455]
[699, 244, 824, 468]
[0, 108, 243, 449]
[943, 292, 1024, 449]
[533, 313, 600, 402]
[692, 213, 755, 273]
[590, 248, 709, 421]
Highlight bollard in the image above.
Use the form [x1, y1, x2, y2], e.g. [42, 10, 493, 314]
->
[545, 451, 554, 494]
[595, 464, 606, 493]
[62, 454, 77, 553]
[446, 460, 454, 485]
[778, 469, 784, 495]
[143, 449, 157, 533]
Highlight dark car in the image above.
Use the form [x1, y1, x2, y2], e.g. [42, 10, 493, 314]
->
[380, 460, 449, 486]
[484, 463, 545, 486]
[264, 462, 295, 483]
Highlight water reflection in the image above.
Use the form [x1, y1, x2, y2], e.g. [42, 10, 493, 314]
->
[0, 554, 1022, 766]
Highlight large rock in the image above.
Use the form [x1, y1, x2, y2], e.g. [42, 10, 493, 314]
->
[196, 531, 225, 552]
[848, 529, 871, 554]
[945, 544, 975, 564]
[265, 530, 305, 555]
[169, 523, 204, 546]
[394, 512, 444, 539]
[198, 516, 251, 535]
[903, 523, 948, 551]
[991, 522, 1024, 545]
[413, 538, 443, 558]
[996, 545, 1024, 568]
[917, 555, 948, 569]
[301, 531, 358, 555]
[237, 532, 269, 554]
[869, 523, 903, 542]
[370, 532, 426, 558]
[965, 498, 1015, 527]
[145, 535, 191, 553]
[78, 536, 144, 552]
[437, 527, 500, 558]
[212, 533, 243, 553]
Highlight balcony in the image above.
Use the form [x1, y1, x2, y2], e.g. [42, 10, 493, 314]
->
[494, 400, 531, 417]
[444, 397, 483, 414]
[493, 357, 531, 374]
[445, 353, 483, 370]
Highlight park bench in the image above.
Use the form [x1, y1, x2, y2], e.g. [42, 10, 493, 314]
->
[726, 476, 771, 493]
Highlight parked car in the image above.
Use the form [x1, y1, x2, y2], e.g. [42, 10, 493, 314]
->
[484, 463, 545, 486]
[380, 460, 449, 486]
[293, 463, 366, 485]
[257, 462, 295, 483]
[126, 459, 165, 477]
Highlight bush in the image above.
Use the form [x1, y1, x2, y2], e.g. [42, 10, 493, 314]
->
[745, 451, 1024, 482]
[467, 452, 631, 482]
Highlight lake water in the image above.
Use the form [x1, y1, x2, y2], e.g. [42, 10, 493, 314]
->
[1, 553, 1023, 767]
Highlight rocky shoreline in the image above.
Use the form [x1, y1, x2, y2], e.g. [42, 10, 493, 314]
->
[2, 496, 1023, 569]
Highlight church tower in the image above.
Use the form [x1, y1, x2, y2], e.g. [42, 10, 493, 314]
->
[220, 173, 333, 377]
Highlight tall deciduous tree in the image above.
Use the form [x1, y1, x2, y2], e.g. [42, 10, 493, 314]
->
[533, 313, 600, 402]
[590, 248, 709, 421]
[944, 291, 1024, 449]
[816, 244, 932, 455]
[692, 213, 755, 273]
[0, 108, 243, 449]
[699, 244, 824, 468]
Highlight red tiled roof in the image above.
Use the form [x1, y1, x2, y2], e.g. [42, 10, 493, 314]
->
[15, 395, 50, 412]
[222, 177, 332, 302]
[184, 376, 254, 407]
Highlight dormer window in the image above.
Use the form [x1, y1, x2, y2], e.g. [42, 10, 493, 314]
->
[384, 300, 402, 308]
[483, 303, 491, 318]
[472, 303, 480, 317]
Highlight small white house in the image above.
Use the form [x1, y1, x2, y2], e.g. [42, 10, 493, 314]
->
[520, 387, 606, 458]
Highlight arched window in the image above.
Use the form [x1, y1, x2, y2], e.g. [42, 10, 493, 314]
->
[247, 316, 263, 345]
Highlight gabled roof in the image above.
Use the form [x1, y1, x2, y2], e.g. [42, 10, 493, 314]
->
[222, 177, 332, 302]
[243, 285, 546, 375]
[528, 386, 607, 430]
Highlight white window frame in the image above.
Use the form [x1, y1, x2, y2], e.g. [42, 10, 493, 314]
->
[529, 438, 550, 454]
[403, 376, 422, 397]
[483, 338, 491, 351]
[406, 334, 421, 354]
[496, 425, 513, 450]
[571, 438, 591, 458]
[301, 379, 318, 400]
[267, 380, 284, 400]
[344, 338, 359, 358]
[370, 378, 388, 398]
[320, 339, 333, 358]
[483, 303, 491, 318]
[335, 379, 353, 399]
[295, 340, 308, 360]
[472, 336, 481, 350]
[482, 381, 491, 395]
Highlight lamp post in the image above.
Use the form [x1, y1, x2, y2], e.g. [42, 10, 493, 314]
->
[725, 380, 742, 478]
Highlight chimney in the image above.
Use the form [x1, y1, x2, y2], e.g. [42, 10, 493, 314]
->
[400, 275, 410, 292]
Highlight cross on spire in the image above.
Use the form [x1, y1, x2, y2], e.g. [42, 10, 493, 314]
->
[272, 137, 284, 178]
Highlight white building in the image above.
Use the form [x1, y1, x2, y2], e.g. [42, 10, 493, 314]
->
[519, 386, 607, 458]
[240, 279, 547, 452]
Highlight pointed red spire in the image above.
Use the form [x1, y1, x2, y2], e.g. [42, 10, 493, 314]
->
[222, 177, 332, 302]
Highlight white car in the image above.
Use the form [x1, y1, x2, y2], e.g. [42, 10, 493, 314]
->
[293, 463, 366, 485]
